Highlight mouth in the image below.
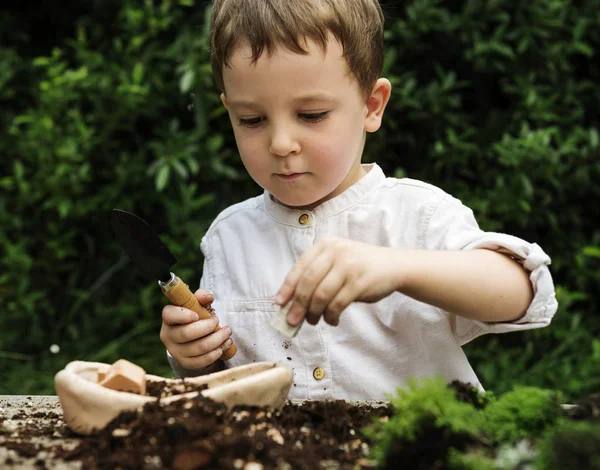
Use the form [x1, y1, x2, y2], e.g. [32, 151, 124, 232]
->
[276, 173, 307, 181]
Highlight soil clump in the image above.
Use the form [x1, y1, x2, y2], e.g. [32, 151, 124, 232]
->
[145, 378, 208, 399]
[58, 396, 392, 469]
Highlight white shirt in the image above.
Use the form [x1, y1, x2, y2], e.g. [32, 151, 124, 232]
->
[168, 163, 557, 401]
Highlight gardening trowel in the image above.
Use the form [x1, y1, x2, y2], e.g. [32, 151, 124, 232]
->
[110, 209, 237, 360]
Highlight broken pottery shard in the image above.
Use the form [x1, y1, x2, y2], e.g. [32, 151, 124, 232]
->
[97, 369, 108, 382]
[99, 359, 147, 395]
[269, 300, 301, 338]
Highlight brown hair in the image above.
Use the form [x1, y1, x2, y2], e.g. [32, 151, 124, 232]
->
[209, 0, 385, 99]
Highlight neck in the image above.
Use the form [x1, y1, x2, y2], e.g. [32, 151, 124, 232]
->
[272, 163, 369, 211]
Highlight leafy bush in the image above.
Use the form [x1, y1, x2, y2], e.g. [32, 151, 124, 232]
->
[364, 377, 484, 467]
[483, 387, 563, 443]
[365, 378, 599, 469]
[0, 0, 599, 395]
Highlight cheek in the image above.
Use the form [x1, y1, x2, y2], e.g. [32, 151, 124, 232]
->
[310, 123, 361, 171]
[235, 132, 269, 174]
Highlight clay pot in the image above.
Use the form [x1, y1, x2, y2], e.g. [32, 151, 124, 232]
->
[55, 361, 293, 435]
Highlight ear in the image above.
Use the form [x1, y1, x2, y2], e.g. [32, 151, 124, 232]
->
[220, 93, 228, 109]
[364, 78, 391, 133]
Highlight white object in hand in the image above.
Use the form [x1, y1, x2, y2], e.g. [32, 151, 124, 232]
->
[269, 300, 302, 338]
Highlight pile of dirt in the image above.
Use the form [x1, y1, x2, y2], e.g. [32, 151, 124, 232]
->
[53, 381, 485, 469]
[146, 378, 208, 399]
[447, 380, 487, 409]
[58, 397, 392, 470]
[3, 383, 600, 470]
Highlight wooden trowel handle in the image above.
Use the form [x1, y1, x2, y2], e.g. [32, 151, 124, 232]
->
[161, 275, 237, 360]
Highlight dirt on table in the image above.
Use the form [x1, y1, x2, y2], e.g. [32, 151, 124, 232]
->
[0, 396, 78, 469]
[58, 397, 391, 470]
[4, 383, 600, 470]
[1, 380, 476, 470]
[145, 378, 208, 399]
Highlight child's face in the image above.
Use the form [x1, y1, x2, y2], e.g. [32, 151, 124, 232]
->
[221, 36, 385, 209]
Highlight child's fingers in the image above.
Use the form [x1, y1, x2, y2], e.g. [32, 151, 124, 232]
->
[179, 338, 234, 370]
[275, 244, 323, 306]
[288, 254, 335, 325]
[168, 317, 221, 344]
[323, 283, 355, 326]
[177, 325, 232, 357]
[162, 304, 202, 326]
[194, 288, 214, 306]
[305, 268, 346, 324]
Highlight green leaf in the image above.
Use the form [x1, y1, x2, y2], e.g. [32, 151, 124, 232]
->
[207, 135, 224, 153]
[590, 128, 599, 149]
[14, 161, 24, 181]
[58, 200, 71, 218]
[187, 157, 199, 174]
[172, 160, 188, 179]
[155, 165, 171, 192]
[180, 70, 194, 94]
[394, 167, 407, 179]
[573, 42, 594, 58]
[582, 246, 600, 259]
[132, 62, 144, 84]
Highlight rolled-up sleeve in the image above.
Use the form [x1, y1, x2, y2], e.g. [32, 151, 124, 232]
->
[423, 194, 558, 345]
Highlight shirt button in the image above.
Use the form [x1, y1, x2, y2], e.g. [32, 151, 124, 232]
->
[313, 367, 325, 381]
[298, 213, 310, 225]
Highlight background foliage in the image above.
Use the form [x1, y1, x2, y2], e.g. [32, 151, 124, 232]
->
[1, 0, 599, 397]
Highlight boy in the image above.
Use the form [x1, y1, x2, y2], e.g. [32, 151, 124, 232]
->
[160, 0, 557, 400]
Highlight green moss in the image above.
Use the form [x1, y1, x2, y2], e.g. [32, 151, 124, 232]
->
[483, 387, 563, 443]
[447, 448, 497, 470]
[536, 420, 600, 470]
[363, 376, 484, 466]
[362, 378, 600, 468]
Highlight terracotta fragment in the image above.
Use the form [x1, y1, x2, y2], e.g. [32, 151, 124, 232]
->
[97, 368, 108, 383]
[98, 359, 146, 395]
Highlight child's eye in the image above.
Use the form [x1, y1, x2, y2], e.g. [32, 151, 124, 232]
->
[238, 117, 264, 128]
[299, 112, 329, 123]
[237, 112, 329, 128]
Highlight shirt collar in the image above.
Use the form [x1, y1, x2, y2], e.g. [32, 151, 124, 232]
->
[262, 163, 385, 226]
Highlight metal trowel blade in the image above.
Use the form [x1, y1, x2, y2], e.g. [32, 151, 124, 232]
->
[111, 209, 177, 283]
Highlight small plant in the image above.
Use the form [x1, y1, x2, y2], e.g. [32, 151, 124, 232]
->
[447, 448, 497, 470]
[363, 378, 600, 469]
[483, 386, 563, 444]
[363, 376, 484, 469]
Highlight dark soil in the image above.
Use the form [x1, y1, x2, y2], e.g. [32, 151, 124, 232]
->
[381, 417, 478, 470]
[448, 380, 487, 410]
[58, 396, 392, 470]
[146, 378, 208, 399]
[0, 398, 72, 467]
[55, 380, 485, 470]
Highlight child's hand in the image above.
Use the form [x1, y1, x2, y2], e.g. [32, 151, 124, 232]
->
[274, 237, 403, 327]
[160, 289, 233, 370]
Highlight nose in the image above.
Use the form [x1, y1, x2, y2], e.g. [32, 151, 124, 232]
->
[269, 122, 300, 157]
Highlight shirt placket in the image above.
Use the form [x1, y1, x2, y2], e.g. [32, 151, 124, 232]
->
[291, 211, 333, 399]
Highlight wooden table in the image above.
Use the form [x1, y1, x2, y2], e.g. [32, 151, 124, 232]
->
[0, 395, 81, 469]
